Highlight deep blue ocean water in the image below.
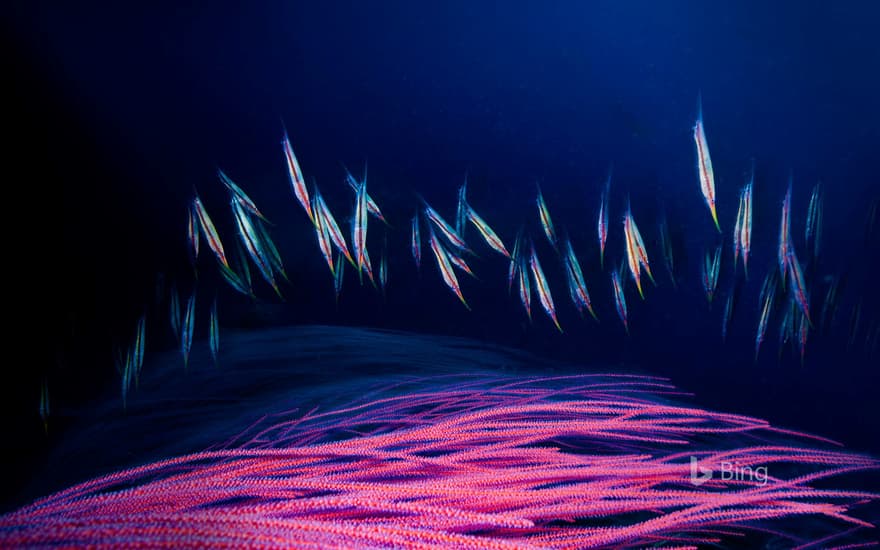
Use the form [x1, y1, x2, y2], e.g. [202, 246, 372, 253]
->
[4, 0, 879, 526]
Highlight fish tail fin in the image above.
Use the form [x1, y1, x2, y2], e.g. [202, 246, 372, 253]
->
[345, 251, 357, 269]
[271, 281, 285, 301]
[256, 210, 273, 225]
[413, 191, 430, 208]
[279, 117, 289, 143]
[696, 90, 703, 121]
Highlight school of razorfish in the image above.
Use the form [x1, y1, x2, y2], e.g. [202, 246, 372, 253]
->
[38, 97, 880, 427]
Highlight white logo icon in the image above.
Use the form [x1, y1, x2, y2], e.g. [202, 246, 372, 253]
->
[690, 456, 712, 486]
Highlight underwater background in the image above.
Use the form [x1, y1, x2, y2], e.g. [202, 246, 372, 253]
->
[4, 1, 880, 546]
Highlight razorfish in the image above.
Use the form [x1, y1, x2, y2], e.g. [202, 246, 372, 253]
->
[597, 168, 611, 269]
[282, 129, 314, 225]
[528, 242, 562, 332]
[427, 226, 469, 310]
[786, 245, 812, 326]
[311, 195, 337, 277]
[867, 198, 879, 246]
[611, 265, 629, 334]
[740, 174, 753, 278]
[848, 301, 862, 351]
[759, 266, 779, 310]
[169, 283, 181, 342]
[39, 379, 49, 434]
[253, 217, 288, 282]
[778, 299, 796, 360]
[805, 182, 823, 260]
[121, 347, 133, 410]
[721, 281, 740, 343]
[314, 188, 354, 268]
[209, 297, 219, 365]
[379, 241, 389, 295]
[134, 314, 145, 383]
[467, 207, 510, 258]
[820, 274, 842, 334]
[721, 290, 735, 343]
[626, 204, 655, 286]
[536, 184, 558, 251]
[192, 193, 229, 269]
[796, 310, 809, 365]
[518, 252, 532, 321]
[352, 179, 369, 279]
[509, 229, 524, 294]
[693, 94, 721, 232]
[734, 190, 744, 270]
[232, 199, 282, 298]
[411, 213, 421, 270]
[181, 290, 196, 369]
[456, 175, 468, 238]
[778, 178, 793, 281]
[565, 270, 583, 321]
[755, 283, 776, 361]
[334, 253, 345, 304]
[623, 211, 644, 299]
[562, 238, 597, 320]
[187, 204, 200, 263]
[703, 245, 721, 304]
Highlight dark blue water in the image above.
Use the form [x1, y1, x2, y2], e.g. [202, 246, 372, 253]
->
[5, 0, 879, 514]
